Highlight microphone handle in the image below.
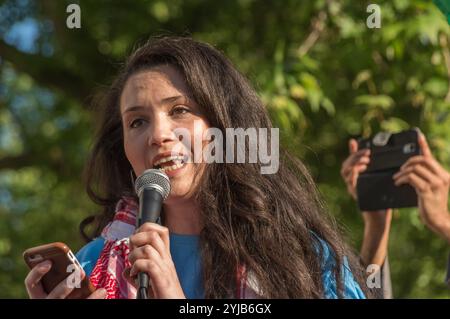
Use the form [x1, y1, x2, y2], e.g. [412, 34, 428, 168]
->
[138, 188, 163, 227]
[137, 188, 163, 299]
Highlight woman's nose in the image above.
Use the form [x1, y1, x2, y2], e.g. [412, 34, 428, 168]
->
[148, 114, 174, 146]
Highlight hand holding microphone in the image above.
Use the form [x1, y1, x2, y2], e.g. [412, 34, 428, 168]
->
[127, 169, 185, 299]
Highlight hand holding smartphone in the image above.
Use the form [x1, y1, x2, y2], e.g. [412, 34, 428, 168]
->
[23, 242, 104, 299]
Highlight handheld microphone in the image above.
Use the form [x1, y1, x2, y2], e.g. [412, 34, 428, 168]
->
[133, 169, 171, 299]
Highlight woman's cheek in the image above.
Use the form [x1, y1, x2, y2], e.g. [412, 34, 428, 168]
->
[124, 137, 145, 175]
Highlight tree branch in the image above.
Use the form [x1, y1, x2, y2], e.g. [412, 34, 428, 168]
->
[0, 153, 34, 170]
[297, 5, 329, 58]
[0, 39, 91, 103]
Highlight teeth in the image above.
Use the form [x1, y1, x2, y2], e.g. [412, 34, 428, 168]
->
[160, 161, 184, 172]
[153, 155, 185, 167]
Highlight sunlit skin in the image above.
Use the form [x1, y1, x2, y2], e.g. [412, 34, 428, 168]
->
[120, 65, 210, 234]
[119, 65, 211, 298]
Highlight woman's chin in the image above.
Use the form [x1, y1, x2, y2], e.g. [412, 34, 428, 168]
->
[161, 163, 198, 204]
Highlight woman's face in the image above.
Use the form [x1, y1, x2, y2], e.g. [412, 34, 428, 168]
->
[120, 65, 210, 203]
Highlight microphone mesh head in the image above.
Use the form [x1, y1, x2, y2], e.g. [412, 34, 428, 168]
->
[134, 169, 171, 200]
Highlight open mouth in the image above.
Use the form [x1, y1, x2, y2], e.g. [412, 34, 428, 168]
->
[153, 154, 187, 172]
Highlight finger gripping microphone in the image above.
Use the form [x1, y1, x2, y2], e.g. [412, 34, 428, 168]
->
[134, 169, 171, 299]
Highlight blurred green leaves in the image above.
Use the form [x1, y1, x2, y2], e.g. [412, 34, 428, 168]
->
[1, 0, 450, 298]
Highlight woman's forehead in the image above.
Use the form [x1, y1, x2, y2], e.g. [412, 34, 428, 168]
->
[120, 65, 190, 110]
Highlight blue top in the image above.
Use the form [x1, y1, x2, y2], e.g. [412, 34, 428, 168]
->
[76, 237, 105, 278]
[76, 233, 365, 299]
[311, 234, 365, 299]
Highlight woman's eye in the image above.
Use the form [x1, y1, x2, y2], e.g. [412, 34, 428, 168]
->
[171, 106, 190, 116]
[130, 118, 145, 128]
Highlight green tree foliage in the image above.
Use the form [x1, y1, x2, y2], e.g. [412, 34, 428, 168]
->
[1, 0, 449, 298]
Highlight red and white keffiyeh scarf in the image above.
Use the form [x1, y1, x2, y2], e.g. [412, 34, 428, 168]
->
[89, 197, 137, 299]
[89, 197, 259, 299]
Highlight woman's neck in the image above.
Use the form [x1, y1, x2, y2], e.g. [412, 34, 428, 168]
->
[162, 199, 202, 235]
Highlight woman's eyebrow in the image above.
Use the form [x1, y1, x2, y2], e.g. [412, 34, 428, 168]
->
[122, 95, 191, 115]
[160, 95, 188, 104]
[122, 105, 145, 115]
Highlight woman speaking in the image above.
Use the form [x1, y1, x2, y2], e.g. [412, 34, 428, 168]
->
[25, 36, 369, 299]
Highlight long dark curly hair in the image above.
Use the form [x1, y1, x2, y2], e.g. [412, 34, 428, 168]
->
[81, 36, 371, 299]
